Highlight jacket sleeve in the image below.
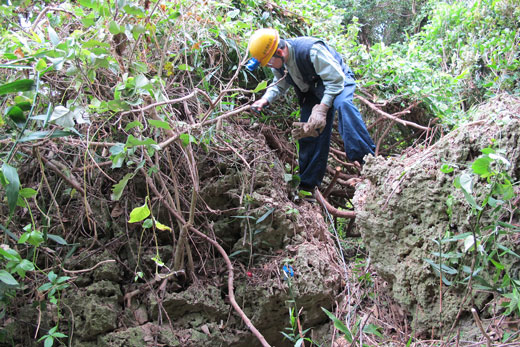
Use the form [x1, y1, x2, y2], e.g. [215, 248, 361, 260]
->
[262, 68, 291, 104]
[310, 44, 345, 107]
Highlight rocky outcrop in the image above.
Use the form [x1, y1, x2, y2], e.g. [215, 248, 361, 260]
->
[354, 95, 520, 335]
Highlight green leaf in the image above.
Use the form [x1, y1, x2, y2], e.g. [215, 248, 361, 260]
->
[47, 234, 68, 245]
[154, 220, 171, 231]
[125, 134, 157, 147]
[321, 308, 352, 342]
[180, 133, 197, 147]
[0, 79, 34, 95]
[440, 164, 454, 173]
[497, 244, 520, 259]
[0, 270, 18, 286]
[38, 282, 53, 292]
[48, 26, 60, 46]
[178, 64, 193, 71]
[2, 164, 20, 215]
[28, 230, 44, 247]
[128, 202, 150, 223]
[459, 173, 473, 194]
[18, 130, 76, 143]
[18, 232, 30, 244]
[253, 80, 268, 93]
[123, 4, 145, 16]
[256, 207, 275, 224]
[131, 24, 146, 39]
[0, 247, 20, 261]
[472, 157, 492, 177]
[148, 119, 172, 130]
[79, 0, 99, 9]
[108, 21, 121, 35]
[19, 188, 37, 198]
[5, 106, 26, 123]
[363, 323, 383, 337]
[44, 336, 54, 347]
[18, 259, 35, 272]
[15, 101, 32, 111]
[111, 173, 134, 201]
[423, 258, 458, 275]
[142, 218, 153, 228]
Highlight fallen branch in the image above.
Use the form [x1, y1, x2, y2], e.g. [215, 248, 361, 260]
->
[61, 259, 116, 274]
[471, 308, 492, 347]
[356, 94, 429, 132]
[315, 189, 356, 220]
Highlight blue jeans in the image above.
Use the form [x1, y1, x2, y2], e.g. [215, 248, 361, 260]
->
[298, 82, 375, 190]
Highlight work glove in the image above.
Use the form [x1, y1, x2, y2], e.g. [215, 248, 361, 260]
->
[291, 104, 329, 140]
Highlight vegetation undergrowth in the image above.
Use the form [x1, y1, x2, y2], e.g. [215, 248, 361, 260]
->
[0, 0, 518, 346]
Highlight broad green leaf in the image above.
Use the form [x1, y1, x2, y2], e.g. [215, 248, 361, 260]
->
[49, 106, 74, 127]
[0, 247, 20, 261]
[27, 230, 44, 247]
[111, 173, 134, 201]
[79, 0, 99, 9]
[253, 80, 268, 93]
[19, 188, 37, 198]
[129, 203, 150, 223]
[131, 24, 146, 39]
[14, 101, 32, 111]
[2, 164, 20, 215]
[125, 135, 157, 147]
[38, 282, 53, 291]
[124, 120, 143, 131]
[459, 173, 473, 194]
[471, 157, 492, 177]
[48, 26, 60, 46]
[154, 220, 171, 231]
[0, 79, 34, 95]
[18, 259, 35, 272]
[180, 133, 197, 147]
[0, 270, 18, 286]
[5, 106, 25, 123]
[18, 232, 30, 244]
[47, 234, 68, 245]
[108, 21, 121, 35]
[123, 4, 145, 16]
[148, 119, 172, 130]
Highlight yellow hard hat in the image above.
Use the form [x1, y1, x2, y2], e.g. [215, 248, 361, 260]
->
[248, 28, 279, 66]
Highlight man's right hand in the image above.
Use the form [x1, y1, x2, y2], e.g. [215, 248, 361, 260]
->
[251, 99, 269, 114]
[291, 122, 319, 140]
